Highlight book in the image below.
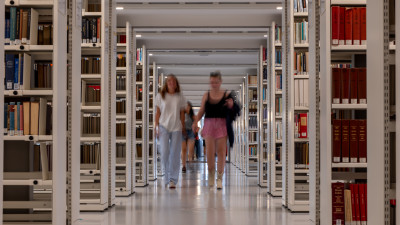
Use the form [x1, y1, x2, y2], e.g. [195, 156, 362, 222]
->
[332, 120, 341, 163]
[5, 12, 10, 45]
[358, 120, 367, 163]
[23, 102, 30, 135]
[332, 6, 340, 45]
[332, 183, 345, 225]
[339, 7, 345, 45]
[350, 184, 357, 224]
[352, 8, 361, 45]
[354, 183, 361, 224]
[359, 184, 367, 225]
[341, 68, 350, 104]
[344, 189, 352, 225]
[350, 120, 359, 163]
[9, 102, 15, 136]
[299, 113, 308, 138]
[342, 119, 350, 163]
[5, 54, 15, 90]
[4, 103, 8, 135]
[357, 68, 366, 104]
[30, 102, 40, 135]
[332, 68, 341, 103]
[360, 8, 366, 45]
[350, 68, 358, 104]
[345, 8, 353, 45]
[13, 57, 19, 90]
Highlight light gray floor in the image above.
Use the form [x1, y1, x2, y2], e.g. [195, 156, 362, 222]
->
[79, 162, 310, 225]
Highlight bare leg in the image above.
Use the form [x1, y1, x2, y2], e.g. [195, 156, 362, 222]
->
[188, 139, 195, 161]
[181, 139, 187, 168]
[216, 137, 227, 174]
[205, 138, 216, 171]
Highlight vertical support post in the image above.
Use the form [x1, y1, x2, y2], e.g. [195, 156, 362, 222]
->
[0, 0, 4, 224]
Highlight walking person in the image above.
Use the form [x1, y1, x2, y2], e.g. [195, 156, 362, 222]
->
[155, 74, 186, 188]
[193, 71, 234, 189]
[181, 101, 195, 173]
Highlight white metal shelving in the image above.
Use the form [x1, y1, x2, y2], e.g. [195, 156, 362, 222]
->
[245, 74, 258, 177]
[259, 44, 268, 187]
[148, 62, 158, 181]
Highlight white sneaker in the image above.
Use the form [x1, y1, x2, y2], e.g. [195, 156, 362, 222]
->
[169, 181, 176, 189]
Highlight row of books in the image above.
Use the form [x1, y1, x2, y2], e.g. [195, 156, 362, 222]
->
[4, 99, 51, 136]
[85, 0, 101, 12]
[294, 79, 309, 108]
[5, 54, 53, 90]
[249, 145, 257, 156]
[116, 144, 126, 158]
[136, 87, 143, 102]
[276, 121, 282, 140]
[82, 17, 101, 44]
[295, 142, 309, 168]
[82, 114, 100, 135]
[136, 107, 142, 120]
[136, 144, 143, 158]
[136, 126, 142, 139]
[276, 146, 282, 162]
[117, 34, 126, 44]
[116, 98, 126, 114]
[331, 7, 366, 46]
[276, 49, 282, 66]
[263, 128, 267, 141]
[249, 117, 258, 130]
[275, 26, 282, 43]
[332, 119, 367, 163]
[262, 107, 268, 122]
[116, 121, 126, 137]
[249, 132, 258, 143]
[248, 75, 258, 85]
[276, 74, 282, 91]
[262, 47, 268, 62]
[248, 89, 257, 101]
[136, 69, 143, 82]
[137, 48, 143, 63]
[276, 97, 282, 116]
[294, 51, 309, 75]
[33, 144, 52, 177]
[80, 143, 100, 169]
[332, 67, 367, 104]
[248, 103, 257, 115]
[85, 85, 101, 103]
[294, 113, 308, 138]
[116, 54, 126, 67]
[294, 20, 308, 45]
[263, 67, 267, 81]
[116, 75, 126, 91]
[5, 8, 53, 46]
[332, 183, 367, 225]
[294, 0, 308, 13]
[262, 87, 267, 102]
[81, 57, 101, 74]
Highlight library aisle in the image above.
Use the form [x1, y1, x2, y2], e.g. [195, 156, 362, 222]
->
[79, 163, 309, 225]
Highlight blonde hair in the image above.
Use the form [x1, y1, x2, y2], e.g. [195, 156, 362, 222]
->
[161, 74, 181, 99]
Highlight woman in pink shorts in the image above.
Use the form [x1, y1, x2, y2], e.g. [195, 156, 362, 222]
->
[193, 71, 233, 189]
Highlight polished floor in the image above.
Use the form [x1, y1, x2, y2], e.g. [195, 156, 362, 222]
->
[79, 162, 310, 225]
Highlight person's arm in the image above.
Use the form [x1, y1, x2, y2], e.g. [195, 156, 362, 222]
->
[155, 106, 161, 137]
[180, 109, 186, 136]
[194, 93, 207, 124]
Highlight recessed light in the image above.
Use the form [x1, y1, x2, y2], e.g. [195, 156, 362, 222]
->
[243, 77, 245, 78]
[136, 34, 142, 38]
[149, 53, 153, 56]
[157, 66, 161, 69]
[277, 6, 283, 10]
[116, 7, 124, 10]
[264, 35, 268, 38]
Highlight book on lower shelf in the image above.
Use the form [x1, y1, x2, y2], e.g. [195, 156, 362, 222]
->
[4, 99, 52, 136]
[81, 57, 101, 74]
[295, 142, 309, 167]
[332, 67, 366, 105]
[116, 75, 126, 91]
[116, 54, 126, 67]
[116, 120, 126, 137]
[294, 79, 309, 107]
[82, 113, 101, 136]
[332, 183, 367, 225]
[294, 20, 308, 45]
[275, 49, 282, 66]
[116, 98, 126, 114]
[331, 6, 366, 46]
[80, 143, 101, 170]
[294, 0, 308, 13]
[248, 75, 258, 85]
[249, 145, 257, 157]
[294, 113, 308, 138]
[82, 17, 101, 44]
[275, 25, 282, 43]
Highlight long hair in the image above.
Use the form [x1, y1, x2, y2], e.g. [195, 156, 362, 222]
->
[161, 74, 181, 99]
[187, 101, 194, 118]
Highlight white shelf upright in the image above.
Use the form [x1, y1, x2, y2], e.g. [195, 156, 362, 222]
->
[156, 72, 164, 177]
[259, 44, 268, 187]
[245, 75, 258, 176]
[396, 0, 400, 223]
[148, 62, 158, 181]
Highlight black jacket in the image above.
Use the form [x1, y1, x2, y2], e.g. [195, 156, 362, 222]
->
[226, 92, 241, 148]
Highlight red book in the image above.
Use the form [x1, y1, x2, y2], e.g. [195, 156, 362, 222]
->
[345, 8, 353, 45]
[339, 7, 345, 45]
[263, 47, 266, 62]
[350, 120, 359, 163]
[331, 6, 340, 45]
[332, 120, 342, 163]
[341, 68, 350, 104]
[350, 184, 357, 222]
[350, 68, 358, 104]
[299, 113, 308, 138]
[358, 120, 367, 163]
[354, 183, 361, 224]
[364, 184, 367, 223]
[358, 68, 367, 104]
[332, 68, 341, 104]
[97, 18, 101, 43]
[360, 7, 366, 45]
[342, 120, 350, 163]
[120, 34, 126, 43]
[353, 8, 361, 45]
[359, 184, 367, 225]
[332, 183, 345, 225]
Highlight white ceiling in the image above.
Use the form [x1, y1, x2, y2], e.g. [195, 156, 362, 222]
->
[117, 1, 282, 106]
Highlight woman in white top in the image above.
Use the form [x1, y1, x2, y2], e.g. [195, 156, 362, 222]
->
[155, 75, 186, 188]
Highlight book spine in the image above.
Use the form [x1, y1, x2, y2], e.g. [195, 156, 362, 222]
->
[350, 120, 359, 163]
[16, 103, 20, 135]
[5, 15, 10, 45]
[342, 119, 350, 163]
[332, 119, 341, 163]
[339, 7, 345, 45]
[10, 7, 16, 44]
[9, 103, 15, 136]
[354, 183, 361, 224]
[332, 68, 341, 103]
[359, 184, 367, 225]
[332, 183, 345, 225]
[5, 54, 15, 90]
[341, 68, 350, 104]
[4, 103, 8, 135]
[14, 57, 19, 90]
[350, 68, 358, 104]
[352, 8, 361, 45]
[15, 9, 20, 45]
[357, 68, 366, 104]
[19, 54, 24, 88]
[300, 113, 308, 138]
[358, 120, 367, 163]
[82, 18, 86, 43]
[345, 8, 353, 45]
[332, 6, 340, 45]
[360, 7, 366, 45]
[20, 104, 23, 135]
[97, 17, 101, 43]
[27, 9, 31, 44]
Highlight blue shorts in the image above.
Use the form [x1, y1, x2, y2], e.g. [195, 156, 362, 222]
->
[183, 129, 195, 140]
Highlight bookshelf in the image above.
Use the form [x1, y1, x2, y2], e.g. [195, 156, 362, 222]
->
[232, 86, 245, 171]
[148, 62, 158, 181]
[267, 21, 283, 197]
[282, 0, 310, 212]
[115, 22, 134, 197]
[135, 45, 149, 187]
[156, 72, 164, 177]
[259, 44, 268, 187]
[245, 75, 258, 176]
[316, 0, 369, 224]
[79, 0, 115, 211]
[396, 1, 399, 224]
[2, 0, 69, 223]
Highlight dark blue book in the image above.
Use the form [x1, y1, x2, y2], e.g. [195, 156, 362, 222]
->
[19, 54, 24, 88]
[14, 57, 19, 90]
[4, 103, 8, 135]
[9, 102, 15, 136]
[5, 54, 15, 90]
[5, 12, 10, 45]
[10, 7, 16, 44]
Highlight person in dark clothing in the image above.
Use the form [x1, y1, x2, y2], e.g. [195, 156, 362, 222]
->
[226, 91, 241, 148]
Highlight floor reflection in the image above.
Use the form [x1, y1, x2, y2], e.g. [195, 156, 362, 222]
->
[79, 163, 310, 225]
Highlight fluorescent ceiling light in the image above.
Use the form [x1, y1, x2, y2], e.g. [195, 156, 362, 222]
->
[149, 53, 153, 56]
[264, 35, 268, 38]
[157, 66, 161, 69]
[136, 34, 142, 38]
[116, 7, 124, 10]
[277, 6, 283, 10]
